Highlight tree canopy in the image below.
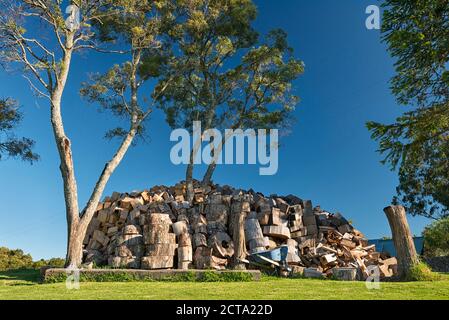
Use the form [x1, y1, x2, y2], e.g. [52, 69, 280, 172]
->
[156, 0, 303, 192]
[367, 0, 449, 219]
[0, 98, 39, 163]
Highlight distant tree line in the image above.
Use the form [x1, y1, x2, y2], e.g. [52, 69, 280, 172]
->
[0, 247, 64, 271]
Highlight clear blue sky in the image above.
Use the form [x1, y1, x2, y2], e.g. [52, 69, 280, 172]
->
[0, 0, 430, 260]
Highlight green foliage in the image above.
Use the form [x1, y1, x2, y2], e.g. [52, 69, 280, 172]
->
[367, 0, 449, 219]
[44, 270, 254, 283]
[0, 98, 39, 164]
[0, 247, 64, 271]
[157, 0, 259, 130]
[156, 0, 303, 185]
[80, 1, 173, 144]
[423, 217, 449, 257]
[405, 262, 440, 282]
[0, 247, 33, 271]
[381, 0, 448, 107]
[32, 258, 65, 269]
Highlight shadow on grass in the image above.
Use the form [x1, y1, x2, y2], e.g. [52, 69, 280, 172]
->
[0, 269, 41, 283]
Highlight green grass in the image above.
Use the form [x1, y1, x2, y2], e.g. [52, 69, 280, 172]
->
[1, 270, 449, 300]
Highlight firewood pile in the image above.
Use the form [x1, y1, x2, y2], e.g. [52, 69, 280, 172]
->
[83, 181, 398, 280]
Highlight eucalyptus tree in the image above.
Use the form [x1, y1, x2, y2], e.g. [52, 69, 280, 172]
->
[0, 98, 39, 163]
[157, 1, 302, 198]
[0, 0, 171, 267]
[201, 30, 304, 186]
[160, 0, 259, 202]
[367, 0, 449, 219]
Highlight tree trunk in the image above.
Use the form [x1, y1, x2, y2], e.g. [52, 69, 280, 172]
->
[232, 202, 248, 270]
[383, 205, 419, 279]
[202, 162, 216, 187]
[186, 148, 195, 203]
[47, 34, 82, 268]
[202, 135, 225, 187]
[65, 222, 84, 268]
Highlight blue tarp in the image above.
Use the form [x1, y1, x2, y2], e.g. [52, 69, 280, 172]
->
[368, 237, 424, 256]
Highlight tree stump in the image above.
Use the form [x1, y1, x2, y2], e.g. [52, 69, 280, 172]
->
[383, 205, 419, 279]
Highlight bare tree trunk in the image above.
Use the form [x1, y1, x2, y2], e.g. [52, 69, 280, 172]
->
[383, 205, 419, 279]
[46, 34, 82, 268]
[202, 162, 216, 187]
[202, 121, 241, 188]
[64, 46, 141, 267]
[232, 201, 248, 270]
[186, 149, 195, 203]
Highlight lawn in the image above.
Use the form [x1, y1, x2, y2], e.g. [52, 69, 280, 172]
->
[1, 270, 449, 300]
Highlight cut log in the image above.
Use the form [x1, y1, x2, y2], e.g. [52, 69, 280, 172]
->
[303, 200, 314, 216]
[143, 224, 175, 245]
[148, 213, 172, 225]
[194, 247, 228, 270]
[231, 201, 248, 270]
[193, 233, 208, 249]
[172, 221, 188, 236]
[178, 246, 193, 262]
[257, 212, 270, 226]
[93, 230, 109, 247]
[123, 224, 140, 235]
[97, 210, 109, 223]
[338, 224, 353, 234]
[141, 256, 174, 269]
[178, 232, 192, 247]
[248, 237, 269, 250]
[244, 219, 264, 241]
[332, 268, 357, 281]
[209, 232, 234, 258]
[304, 267, 324, 279]
[206, 204, 229, 223]
[275, 198, 289, 214]
[263, 226, 291, 240]
[146, 244, 177, 256]
[303, 215, 317, 226]
[320, 254, 337, 266]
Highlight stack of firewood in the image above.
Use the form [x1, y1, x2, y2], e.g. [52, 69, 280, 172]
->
[82, 181, 397, 280]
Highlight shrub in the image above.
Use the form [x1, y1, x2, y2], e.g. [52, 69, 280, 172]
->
[405, 262, 440, 282]
[44, 270, 255, 283]
[0, 247, 33, 271]
[0, 247, 64, 271]
[33, 258, 65, 269]
[423, 217, 449, 257]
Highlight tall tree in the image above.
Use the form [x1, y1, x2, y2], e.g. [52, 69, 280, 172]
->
[367, 0, 449, 219]
[157, 0, 301, 199]
[161, 0, 259, 202]
[201, 30, 303, 185]
[0, 98, 39, 163]
[0, 0, 169, 267]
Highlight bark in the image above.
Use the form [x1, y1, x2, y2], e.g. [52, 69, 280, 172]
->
[232, 202, 248, 270]
[202, 134, 224, 187]
[186, 149, 195, 203]
[202, 122, 240, 188]
[186, 105, 214, 202]
[383, 205, 419, 279]
[202, 162, 217, 187]
[64, 49, 141, 267]
[46, 33, 81, 268]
